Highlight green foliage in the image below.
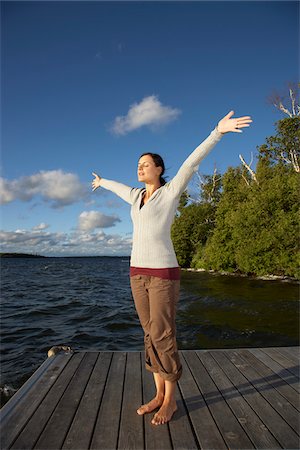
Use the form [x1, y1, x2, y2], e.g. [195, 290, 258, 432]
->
[172, 117, 300, 279]
[171, 202, 216, 267]
[230, 165, 299, 278]
[257, 117, 299, 168]
[191, 166, 249, 272]
[177, 190, 189, 215]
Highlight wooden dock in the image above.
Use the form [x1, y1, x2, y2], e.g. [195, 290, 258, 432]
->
[0, 347, 299, 449]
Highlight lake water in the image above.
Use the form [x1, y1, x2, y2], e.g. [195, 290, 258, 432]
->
[1, 256, 299, 406]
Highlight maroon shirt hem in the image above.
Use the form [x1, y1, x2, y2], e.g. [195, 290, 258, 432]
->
[130, 266, 181, 280]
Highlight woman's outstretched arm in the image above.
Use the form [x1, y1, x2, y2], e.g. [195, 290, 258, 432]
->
[92, 172, 140, 205]
[167, 110, 252, 197]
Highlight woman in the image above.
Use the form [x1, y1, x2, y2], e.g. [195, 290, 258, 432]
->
[92, 110, 252, 425]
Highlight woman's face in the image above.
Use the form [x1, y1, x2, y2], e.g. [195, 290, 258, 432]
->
[137, 155, 162, 184]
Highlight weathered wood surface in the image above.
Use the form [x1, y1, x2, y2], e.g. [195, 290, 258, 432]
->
[0, 347, 299, 450]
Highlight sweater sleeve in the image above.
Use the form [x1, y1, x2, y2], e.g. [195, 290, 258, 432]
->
[166, 126, 223, 197]
[100, 178, 141, 205]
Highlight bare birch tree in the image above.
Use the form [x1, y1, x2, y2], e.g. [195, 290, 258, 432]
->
[239, 152, 259, 185]
[267, 82, 300, 117]
[193, 165, 222, 203]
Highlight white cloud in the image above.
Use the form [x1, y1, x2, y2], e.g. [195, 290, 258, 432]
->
[0, 170, 89, 208]
[0, 178, 15, 203]
[78, 210, 121, 231]
[32, 223, 50, 231]
[0, 229, 60, 246]
[111, 95, 181, 135]
[0, 228, 132, 257]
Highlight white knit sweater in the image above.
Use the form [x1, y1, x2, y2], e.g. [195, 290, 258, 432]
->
[100, 126, 223, 268]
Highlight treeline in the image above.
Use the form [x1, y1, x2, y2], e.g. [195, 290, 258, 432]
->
[0, 253, 45, 258]
[171, 117, 300, 279]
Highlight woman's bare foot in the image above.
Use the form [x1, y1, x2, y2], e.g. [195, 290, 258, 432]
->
[137, 395, 164, 415]
[151, 400, 177, 425]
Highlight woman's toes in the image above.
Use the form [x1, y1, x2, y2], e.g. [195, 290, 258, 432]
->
[151, 402, 177, 425]
[151, 413, 158, 425]
[137, 397, 164, 416]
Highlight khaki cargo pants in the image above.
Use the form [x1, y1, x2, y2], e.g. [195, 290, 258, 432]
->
[130, 274, 182, 382]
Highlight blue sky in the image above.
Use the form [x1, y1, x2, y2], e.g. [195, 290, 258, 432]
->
[1, 1, 298, 256]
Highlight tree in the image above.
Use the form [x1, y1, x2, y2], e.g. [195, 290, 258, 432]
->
[267, 81, 300, 117]
[257, 117, 300, 173]
[198, 118, 299, 278]
[172, 172, 222, 267]
[196, 166, 248, 272]
[172, 103, 299, 278]
[171, 202, 216, 267]
[176, 190, 189, 215]
[193, 166, 222, 204]
[231, 164, 299, 277]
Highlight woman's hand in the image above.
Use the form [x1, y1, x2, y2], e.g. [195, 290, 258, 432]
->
[217, 110, 252, 134]
[92, 172, 102, 191]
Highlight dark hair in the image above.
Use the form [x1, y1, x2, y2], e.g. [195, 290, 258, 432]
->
[139, 152, 167, 186]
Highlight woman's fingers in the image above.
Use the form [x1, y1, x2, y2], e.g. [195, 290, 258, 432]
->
[234, 115, 253, 133]
[237, 122, 252, 127]
[218, 111, 252, 134]
[233, 123, 251, 133]
[91, 172, 101, 191]
[226, 110, 235, 118]
[237, 118, 252, 124]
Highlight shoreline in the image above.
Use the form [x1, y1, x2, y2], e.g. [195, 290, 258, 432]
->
[182, 267, 299, 283]
[0, 253, 45, 258]
[1, 254, 298, 283]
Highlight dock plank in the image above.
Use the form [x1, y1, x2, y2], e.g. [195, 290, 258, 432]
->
[118, 351, 144, 450]
[237, 349, 300, 411]
[179, 351, 227, 449]
[201, 350, 281, 449]
[213, 350, 299, 449]
[0, 353, 71, 449]
[1, 347, 299, 450]
[275, 346, 299, 365]
[10, 352, 85, 450]
[34, 352, 98, 449]
[141, 356, 172, 450]
[62, 352, 113, 450]
[261, 348, 299, 378]
[184, 350, 254, 449]
[90, 352, 126, 450]
[249, 348, 300, 393]
[168, 378, 199, 450]
[226, 350, 299, 435]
